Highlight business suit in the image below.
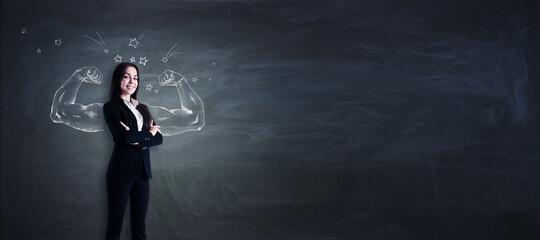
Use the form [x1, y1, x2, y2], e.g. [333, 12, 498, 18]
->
[103, 101, 163, 240]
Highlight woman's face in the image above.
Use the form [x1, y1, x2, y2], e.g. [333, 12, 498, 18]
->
[120, 66, 138, 99]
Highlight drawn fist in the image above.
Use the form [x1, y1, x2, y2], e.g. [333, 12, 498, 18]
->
[158, 70, 186, 86]
[75, 66, 103, 84]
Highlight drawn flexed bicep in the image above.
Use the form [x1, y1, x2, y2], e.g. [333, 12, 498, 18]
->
[149, 70, 205, 136]
[50, 67, 105, 132]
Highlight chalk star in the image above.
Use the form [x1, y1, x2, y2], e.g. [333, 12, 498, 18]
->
[55, 39, 62, 46]
[162, 57, 169, 63]
[191, 77, 198, 83]
[114, 55, 122, 63]
[130, 56, 136, 63]
[155, 89, 159, 93]
[21, 28, 27, 34]
[37, 48, 42, 54]
[104, 49, 109, 53]
[129, 38, 140, 48]
[139, 57, 148, 66]
[146, 84, 153, 91]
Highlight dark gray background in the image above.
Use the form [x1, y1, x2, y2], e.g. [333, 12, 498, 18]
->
[2, 0, 540, 239]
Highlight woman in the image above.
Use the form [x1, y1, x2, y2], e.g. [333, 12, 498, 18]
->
[103, 62, 163, 240]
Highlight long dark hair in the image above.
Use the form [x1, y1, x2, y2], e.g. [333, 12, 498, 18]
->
[108, 62, 154, 129]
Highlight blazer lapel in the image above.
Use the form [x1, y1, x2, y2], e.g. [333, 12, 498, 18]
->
[121, 103, 139, 130]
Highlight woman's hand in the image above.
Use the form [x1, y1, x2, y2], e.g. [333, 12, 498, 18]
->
[120, 121, 139, 145]
[149, 120, 161, 136]
[120, 121, 130, 131]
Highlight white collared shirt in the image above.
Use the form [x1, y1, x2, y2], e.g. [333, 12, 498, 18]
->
[122, 98, 144, 131]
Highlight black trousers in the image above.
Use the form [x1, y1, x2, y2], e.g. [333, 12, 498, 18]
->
[105, 176, 149, 240]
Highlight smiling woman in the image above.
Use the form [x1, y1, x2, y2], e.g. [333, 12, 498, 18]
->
[102, 62, 163, 240]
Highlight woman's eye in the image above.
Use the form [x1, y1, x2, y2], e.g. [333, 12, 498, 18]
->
[134, 78, 139, 81]
[123, 75, 129, 79]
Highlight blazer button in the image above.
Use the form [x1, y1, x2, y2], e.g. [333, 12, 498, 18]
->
[143, 147, 148, 150]
[145, 138, 150, 141]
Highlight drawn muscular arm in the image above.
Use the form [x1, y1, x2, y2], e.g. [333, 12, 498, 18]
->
[147, 70, 205, 136]
[50, 67, 105, 132]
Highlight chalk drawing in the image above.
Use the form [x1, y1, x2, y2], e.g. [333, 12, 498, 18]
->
[50, 67, 104, 132]
[129, 38, 139, 48]
[129, 33, 145, 48]
[155, 69, 205, 134]
[114, 55, 122, 63]
[37, 49, 42, 54]
[130, 56, 136, 63]
[83, 32, 108, 53]
[51, 67, 205, 136]
[21, 28, 27, 34]
[55, 39, 62, 46]
[162, 42, 182, 63]
[146, 84, 153, 91]
[139, 57, 148, 65]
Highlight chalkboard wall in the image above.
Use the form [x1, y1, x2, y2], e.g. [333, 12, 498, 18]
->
[2, 0, 540, 239]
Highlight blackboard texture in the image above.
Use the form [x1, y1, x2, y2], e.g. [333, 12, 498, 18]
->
[2, 0, 540, 239]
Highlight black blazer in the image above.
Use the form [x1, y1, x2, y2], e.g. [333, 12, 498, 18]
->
[103, 101, 163, 181]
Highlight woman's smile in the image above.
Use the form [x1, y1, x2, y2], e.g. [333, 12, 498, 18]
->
[120, 66, 139, 99]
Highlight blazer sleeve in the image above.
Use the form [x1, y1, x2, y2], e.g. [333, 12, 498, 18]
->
[138, 121, 163, 148]
[103, 102, 153, 144]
